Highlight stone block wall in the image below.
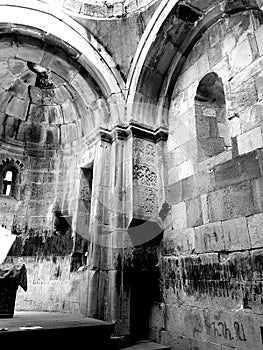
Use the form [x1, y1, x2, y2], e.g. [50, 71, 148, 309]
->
[156, 9, 263, 350]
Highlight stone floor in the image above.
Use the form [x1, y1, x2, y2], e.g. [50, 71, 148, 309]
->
[123, 340, 171, 350]
[0, 311, 115, 348]
[0, 310, 112, 329]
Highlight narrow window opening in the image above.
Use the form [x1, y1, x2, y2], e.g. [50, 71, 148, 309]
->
[71, 165, 93, 272]
[3, 170, 14, 196]
[195, 72, 230, 161]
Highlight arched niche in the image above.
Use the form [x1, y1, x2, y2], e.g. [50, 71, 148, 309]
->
[195, 72, 231, 161]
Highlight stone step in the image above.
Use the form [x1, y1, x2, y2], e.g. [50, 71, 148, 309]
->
[122, 340, 171, 350]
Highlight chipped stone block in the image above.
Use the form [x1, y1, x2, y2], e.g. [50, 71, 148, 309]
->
[168, 147, 188, 168]
[237, 127, 263, 155]
[189, 338, 222, 350]
[4, 116, 20, 139]
[173, 227, 196, 255]
[168, 181, 183, 205]
[6, 97, 30, 120]
[230, 39, 253, 75]
[170, 123, 196, 148]
[195, 221, 224, 253]
[255, 74, 263, 101]
[213, 150, 260, 189]
[208, 181, 254, 221]
[196, 166, 215, 194]
[166, 304, 206, 341]
[197, 54, 209, 78]
[204, 309, 236, 347]
[201, 193, 210, 224]
[208, 41, 223, 68]
[233, 311, 262, 350]
[251, 249, 263, 281]
[223, 217, 251, 251]
[255, 24, 263, 57]
[256, 148, 263, 176]
[230, 77, 258, 113]
[179, 63, 198, 90]
[251, 178, 263, 213]
[240, 104, 263, 133]
[16, 37, 45, 64]
[181, 176, 198, 201]
[168, 160, 195, 184]
[247, 212, 263, 248]
[157, 41, 176, 75]
[186, 196, 203, 227]
[222, 31, 236, 56]
[172, 202, 187, 229]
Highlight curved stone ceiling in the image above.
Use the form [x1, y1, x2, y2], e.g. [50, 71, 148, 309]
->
[38, 0, 160, 18]
[126, 0, 262, 125]
[0, 33, 105, 150]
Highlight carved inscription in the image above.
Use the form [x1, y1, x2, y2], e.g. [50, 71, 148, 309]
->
[206, 321, 246, 342]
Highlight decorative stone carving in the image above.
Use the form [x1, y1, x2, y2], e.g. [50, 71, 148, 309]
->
[133, 164, 157, 187]
[133, 138, 157, 165]
[132, 137, 158, 219]
[145, 143, 156, 163]
[80, 185, 92, 201]
[141, 188, 158, 215]
[134, 187, 158, 216]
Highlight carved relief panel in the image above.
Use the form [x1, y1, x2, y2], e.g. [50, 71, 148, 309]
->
[132, 137, 158, 219]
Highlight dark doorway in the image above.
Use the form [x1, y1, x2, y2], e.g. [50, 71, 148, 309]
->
[129, 233, 163, 342]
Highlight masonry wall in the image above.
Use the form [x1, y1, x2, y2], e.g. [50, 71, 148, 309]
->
[0, 138, 96, 313]
[153, 9, 263, 350]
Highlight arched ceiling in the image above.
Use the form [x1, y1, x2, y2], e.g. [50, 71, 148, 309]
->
[126, 0, 262, 126]
[0, 33, 103, 149]
[39, 0, 161, 18]
[0, 0, 125, 151]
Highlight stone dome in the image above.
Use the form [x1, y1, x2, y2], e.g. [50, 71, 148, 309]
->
[0, 33, 104, 150]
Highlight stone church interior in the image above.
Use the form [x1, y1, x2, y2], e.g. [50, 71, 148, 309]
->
[1, 0, 263, 349]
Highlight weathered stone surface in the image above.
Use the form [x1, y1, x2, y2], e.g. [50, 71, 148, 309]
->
[208, 181, 254, 222]
[240, 103, 263, 133]
[213, 150, 260, 189]
[230, 39, 253, 75]
[200, 193, 210, 224]
[237, 127, 263, 155]
[186, 196, 203, 227]
[247, 213, 263, 248]
[251, 178, 263, 213]
[230, 77, 258, 114]
[173, 227, 196, 255]
[222, 217, 251, 251]
[168, 160, 195, 184]
[171, 201, 187, 229]
[195, 221, 224, 253]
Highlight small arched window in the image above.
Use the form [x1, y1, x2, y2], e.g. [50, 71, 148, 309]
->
[0, 159, 23, 199]
[1, 168, 18, 197]
[195, 72, 230, 161]
[3, 170, 13, 195]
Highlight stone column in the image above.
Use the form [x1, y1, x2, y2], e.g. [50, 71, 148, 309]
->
[127, 125, 168, 244]
[86, 130, 112, 319]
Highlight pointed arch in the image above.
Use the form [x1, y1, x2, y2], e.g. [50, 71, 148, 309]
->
[126, 0, 261, 124]
[0, 0, 125, 100]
